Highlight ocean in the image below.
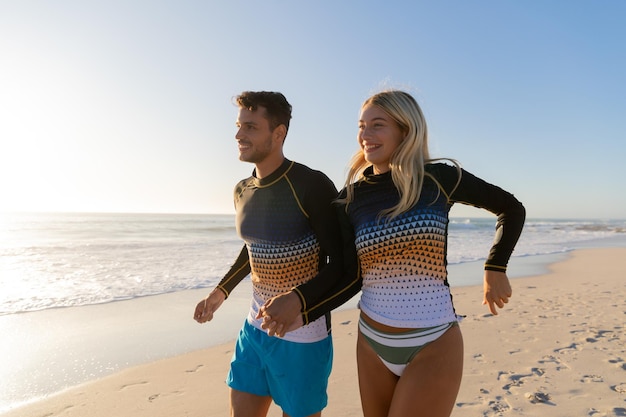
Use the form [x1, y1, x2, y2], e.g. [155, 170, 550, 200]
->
[2, 212, 625, 316]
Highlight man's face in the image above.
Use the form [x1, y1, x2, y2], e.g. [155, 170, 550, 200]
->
[235, 107, 275, 164]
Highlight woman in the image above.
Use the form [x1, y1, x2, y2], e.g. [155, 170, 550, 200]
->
[339, 90, 525, 416]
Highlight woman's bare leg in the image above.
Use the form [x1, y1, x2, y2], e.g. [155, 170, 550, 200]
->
[388, 325, 464, 417]
[356, 331, 400, 417]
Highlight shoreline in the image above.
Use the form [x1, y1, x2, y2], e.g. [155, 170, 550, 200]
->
[3, 247, 626, 416]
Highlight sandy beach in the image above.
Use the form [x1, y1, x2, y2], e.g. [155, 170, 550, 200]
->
[3, 247, 626, 417]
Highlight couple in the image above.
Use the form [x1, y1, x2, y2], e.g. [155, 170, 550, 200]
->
[193, 90, 525, 417]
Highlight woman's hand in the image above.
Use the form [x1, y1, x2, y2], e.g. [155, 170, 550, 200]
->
[482, 270, 512, 315]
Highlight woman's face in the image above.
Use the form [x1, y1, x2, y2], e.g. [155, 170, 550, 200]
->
[358, 103, 405, 174]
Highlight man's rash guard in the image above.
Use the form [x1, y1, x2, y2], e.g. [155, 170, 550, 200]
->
[215, 159, 360, 342]
[338, 162, 525, 328]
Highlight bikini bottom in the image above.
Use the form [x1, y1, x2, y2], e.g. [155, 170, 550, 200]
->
[358, 317, 456, 376]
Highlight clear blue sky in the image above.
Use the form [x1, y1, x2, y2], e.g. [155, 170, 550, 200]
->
[1, 1, 625, 219]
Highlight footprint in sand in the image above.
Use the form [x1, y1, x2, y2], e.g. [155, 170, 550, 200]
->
[581, 374, 603, 383]
[185, 364, 204, 373]
[613, 383, 626, 394]
[148, 390, 183, 402]
[487, 397, 511, 413]
[531, 367, 545, 376]
[497, 370, 514, 381]
[43, 406, 74, 417]
[608, 357, 626, 370]
[582, 328, 618, 343]
[538, 355, 570, 371]
[120, 381, 149, 390]
[554, 343, 580, 354]
[524, 391, 553, 405]
[501, 368, 545, 392]
[501, 373, 527, 391]
[473, 353, 486, 364]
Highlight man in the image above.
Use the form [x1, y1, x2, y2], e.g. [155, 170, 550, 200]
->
[194, 91, 356, 417]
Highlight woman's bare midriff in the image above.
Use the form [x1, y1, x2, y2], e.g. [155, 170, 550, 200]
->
[359, 311, 420, 334]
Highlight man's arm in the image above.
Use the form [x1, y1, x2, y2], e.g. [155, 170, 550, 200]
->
[213, 244, 251, 298]
[193, 244, 250, 323]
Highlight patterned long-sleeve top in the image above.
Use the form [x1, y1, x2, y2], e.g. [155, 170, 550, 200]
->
[339, 162, 525, 328]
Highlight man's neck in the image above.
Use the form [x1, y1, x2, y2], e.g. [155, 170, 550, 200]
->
[254, 155, 285, 179]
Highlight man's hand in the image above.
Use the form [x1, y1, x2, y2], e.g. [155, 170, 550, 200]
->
[482, 270, 512, 315]
[257, 291, 303, 337]
[194, 289, 226, 323]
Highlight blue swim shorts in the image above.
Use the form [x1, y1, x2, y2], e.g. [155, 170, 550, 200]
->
[227, 320, 333, 417]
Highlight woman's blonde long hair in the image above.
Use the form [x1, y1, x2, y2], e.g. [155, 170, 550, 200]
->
[342, 90, 460, 219]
